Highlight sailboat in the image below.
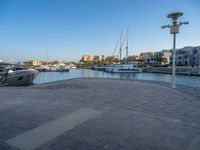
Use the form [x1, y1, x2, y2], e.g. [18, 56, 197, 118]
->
[105, 27, 143, 73]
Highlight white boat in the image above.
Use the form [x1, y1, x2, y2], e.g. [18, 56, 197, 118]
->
[34, 65, 49, 72]
[56, 64, 70, 72]
[70, 66, 77, 69]
[0, 63, 38, 86]
[105, 64, 142, 73]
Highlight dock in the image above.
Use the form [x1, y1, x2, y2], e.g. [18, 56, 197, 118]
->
[0, 78, 200, 150]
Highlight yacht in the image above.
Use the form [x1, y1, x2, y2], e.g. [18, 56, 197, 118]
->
[105, 64, 142, 73]
[56, 63, 70, 72]
[0, 63, 38, 86]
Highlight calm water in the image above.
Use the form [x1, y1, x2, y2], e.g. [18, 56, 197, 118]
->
[33, 69, 200, 88]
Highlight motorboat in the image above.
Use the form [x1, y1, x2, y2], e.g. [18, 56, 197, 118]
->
[34, 65, 50, 72]
[0, 63, 38, 86]
[56, 64, 70, 72]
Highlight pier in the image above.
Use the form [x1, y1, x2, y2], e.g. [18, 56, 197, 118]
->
[0, 78, 200, 150]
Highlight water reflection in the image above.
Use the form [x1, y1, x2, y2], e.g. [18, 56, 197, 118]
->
[33, 69, 200, 88]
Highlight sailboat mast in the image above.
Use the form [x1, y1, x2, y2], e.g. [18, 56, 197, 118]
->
[119, 31, 123, 64]
[126, 26, 129, 64]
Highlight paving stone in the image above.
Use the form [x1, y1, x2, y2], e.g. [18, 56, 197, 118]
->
[0, 78, 200, 150]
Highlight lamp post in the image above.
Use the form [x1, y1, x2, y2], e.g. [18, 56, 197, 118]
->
[162, 12, 189, 88]
[199, 49, 200, 73]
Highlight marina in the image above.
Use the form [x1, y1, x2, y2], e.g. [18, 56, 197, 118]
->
[34, 69, 200, 88]
[0, 1, 200, 149]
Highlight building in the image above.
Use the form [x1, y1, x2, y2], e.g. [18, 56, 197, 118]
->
[140, 52, 153, 63]
[193, 46, 200, 66]
[24, 60, 42, 66]
[147, 50, 171, 65]
[93, 55, 100, 61]
[0, 60, 3, 63]
[170, 46, 200, 66]
[99, 55, 106, 61]
[81, 55, 93, 62]
[93, 55, 107, 61]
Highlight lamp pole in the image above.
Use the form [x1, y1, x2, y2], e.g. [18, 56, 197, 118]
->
[162, 12, 188, 88]
[172, 33, 176, 88]
[199, 49, 200, 73]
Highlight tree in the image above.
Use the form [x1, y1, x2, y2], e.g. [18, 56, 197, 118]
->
[155, 56, 164, 65]
[163, 57, 168, 64]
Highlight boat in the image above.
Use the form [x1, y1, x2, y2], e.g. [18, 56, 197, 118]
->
[105, 27, 143, 73]
[105, 64, 142, 73]
[0, 63, 38, 86]
[34, 65, 50, 72]
[92, 65, 106, 71]
[56, 64, 70, 72]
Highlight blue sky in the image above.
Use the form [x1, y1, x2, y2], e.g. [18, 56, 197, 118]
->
[0, 0, 199, 62]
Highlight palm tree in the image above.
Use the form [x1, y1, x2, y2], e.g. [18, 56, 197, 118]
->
[155, 56, 164, 65]
[163, 57, 168, 64]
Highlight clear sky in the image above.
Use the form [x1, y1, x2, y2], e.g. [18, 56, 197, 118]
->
[0, 0, 200, 62]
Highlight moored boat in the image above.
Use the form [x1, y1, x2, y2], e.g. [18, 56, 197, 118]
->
[0, 63, 38, 86]
[105, 64, 142, 73]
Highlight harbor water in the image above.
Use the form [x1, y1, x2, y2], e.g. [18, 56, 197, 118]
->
[33, 69, 200, 88]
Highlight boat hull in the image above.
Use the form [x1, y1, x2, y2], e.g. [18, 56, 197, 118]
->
[105, 64, 143, 73]
[3, 69, 38, 86]
[112, 70, 143, 73]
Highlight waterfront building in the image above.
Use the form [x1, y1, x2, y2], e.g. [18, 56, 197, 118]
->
[140, 52, 153, 64]
[170, 46, 200, 66]
[24, 60, 43, 66]
[126, 55, 143, 64]
[193, 46, 200, 66]
[81, 55, 94, 62]
[0, 60, 3, 62]
[93, 55, 107, 61]
[147, 50, 171, 65]
[93, 55, 100, 61]
[99, 55, 107, 61]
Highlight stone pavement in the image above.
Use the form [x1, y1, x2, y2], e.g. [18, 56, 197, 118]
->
[0, 78, 200, 150]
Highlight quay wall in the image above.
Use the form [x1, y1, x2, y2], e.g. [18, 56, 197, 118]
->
[144, 66, 200, 76]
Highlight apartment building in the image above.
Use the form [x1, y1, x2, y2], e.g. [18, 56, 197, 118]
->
[170, 46, 200, 66]
[147, 50, 171, 65]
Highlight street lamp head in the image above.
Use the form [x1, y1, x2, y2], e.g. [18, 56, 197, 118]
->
[167, 12, 183, 19]
[167, 12, 183, 24]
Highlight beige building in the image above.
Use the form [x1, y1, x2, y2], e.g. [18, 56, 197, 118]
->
[140, 52, 153, 61]
[81, 55, 94, 62]
[93, 55, 107, 61]
[24, 60, 42, 66]
[99, 55, 106, 61]
[146, 50, 171, 65]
